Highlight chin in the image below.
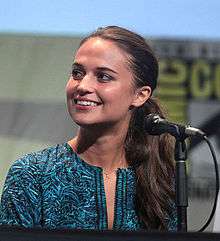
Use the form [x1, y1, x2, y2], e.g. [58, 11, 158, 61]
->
[73, 118, 113, 130]
[72, 117, 97, 127]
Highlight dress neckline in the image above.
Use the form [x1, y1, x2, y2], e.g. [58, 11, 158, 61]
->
[64, 142, 133, 173]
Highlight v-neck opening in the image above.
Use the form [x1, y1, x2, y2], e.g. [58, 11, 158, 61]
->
[64, 142, 134, 230]
[102, 169, 119, 230]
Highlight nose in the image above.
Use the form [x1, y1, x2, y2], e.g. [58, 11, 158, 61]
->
[76, 73, 94, 94]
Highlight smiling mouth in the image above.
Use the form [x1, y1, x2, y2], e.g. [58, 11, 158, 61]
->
[73, 99, 101, 107]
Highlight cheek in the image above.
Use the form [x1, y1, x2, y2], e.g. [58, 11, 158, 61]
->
[102, 84, 130, 98]
[102, 86, 135, 108]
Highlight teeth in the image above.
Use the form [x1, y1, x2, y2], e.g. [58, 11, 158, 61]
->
[75, 100, 98, 106]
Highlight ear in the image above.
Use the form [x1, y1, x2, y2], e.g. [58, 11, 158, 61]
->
[131, 86, 152, 107]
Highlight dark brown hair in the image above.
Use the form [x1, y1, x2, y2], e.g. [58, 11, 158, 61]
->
[80, 26, 175, 230]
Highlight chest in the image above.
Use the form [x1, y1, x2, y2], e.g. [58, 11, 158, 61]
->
[41, 168, 139, 230]
[103, 173, 117, 229]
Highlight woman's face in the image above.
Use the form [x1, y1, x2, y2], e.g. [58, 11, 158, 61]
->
[66, 37, 148, 129]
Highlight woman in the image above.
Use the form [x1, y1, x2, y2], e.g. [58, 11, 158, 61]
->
[0, 26, 176, 231]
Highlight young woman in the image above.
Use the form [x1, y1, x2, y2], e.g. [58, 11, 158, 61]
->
[0, 26, 176, 231]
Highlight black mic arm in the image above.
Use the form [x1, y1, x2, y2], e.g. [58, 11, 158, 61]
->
[144, 114, 205, 232]
[144, 114, 205, 139]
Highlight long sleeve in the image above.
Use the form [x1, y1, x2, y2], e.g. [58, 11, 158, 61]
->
[0, 154, 42, 227]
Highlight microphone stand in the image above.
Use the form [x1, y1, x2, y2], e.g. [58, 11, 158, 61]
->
[175, 138, 188, 232]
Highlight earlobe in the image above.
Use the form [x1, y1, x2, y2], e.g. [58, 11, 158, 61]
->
[132, 86, 152, 107]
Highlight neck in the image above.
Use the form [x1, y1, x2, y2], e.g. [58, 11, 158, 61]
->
[69, 123, 129, 171]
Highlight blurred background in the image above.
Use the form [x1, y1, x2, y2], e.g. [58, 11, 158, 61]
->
[0, 0, 220, 232]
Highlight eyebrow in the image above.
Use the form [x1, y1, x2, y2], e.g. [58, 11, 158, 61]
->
[72, 62, 118, 74]
[96, 67, 118, 74]
[72, 62, 84, 69]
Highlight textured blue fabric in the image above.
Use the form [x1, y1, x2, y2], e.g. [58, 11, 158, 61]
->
[0, 143, 177, 231]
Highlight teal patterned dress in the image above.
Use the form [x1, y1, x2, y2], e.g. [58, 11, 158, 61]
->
[0, 143, 177, 231]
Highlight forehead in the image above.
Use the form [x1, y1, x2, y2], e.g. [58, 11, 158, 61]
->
[74, 38, 130, 68]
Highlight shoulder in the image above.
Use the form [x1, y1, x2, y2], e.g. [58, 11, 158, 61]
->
[0, 144, 68, 226]
[4, 143, 72, 184]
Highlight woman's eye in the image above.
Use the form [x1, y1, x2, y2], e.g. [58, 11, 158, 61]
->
[97, 72, 113, 82]
[71, 69, 84, 80]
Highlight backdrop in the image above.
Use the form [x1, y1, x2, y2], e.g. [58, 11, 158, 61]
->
[0, 34, 220, 231]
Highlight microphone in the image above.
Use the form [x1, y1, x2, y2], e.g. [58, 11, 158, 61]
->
[144, 114, 205, 139]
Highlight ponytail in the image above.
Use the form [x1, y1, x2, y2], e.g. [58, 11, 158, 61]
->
[125, 97, 175, 230]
